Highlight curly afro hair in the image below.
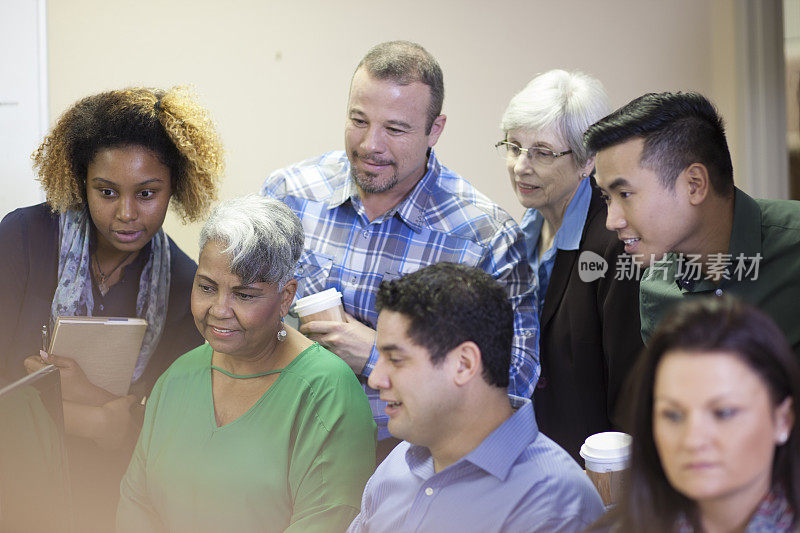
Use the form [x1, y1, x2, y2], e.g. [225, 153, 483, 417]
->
[32, 86, 225, 222]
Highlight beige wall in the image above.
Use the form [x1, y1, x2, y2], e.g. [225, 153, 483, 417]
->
[46, 0, 740, 260]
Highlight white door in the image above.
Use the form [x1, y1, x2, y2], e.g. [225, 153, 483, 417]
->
[0, 0, 48, 219]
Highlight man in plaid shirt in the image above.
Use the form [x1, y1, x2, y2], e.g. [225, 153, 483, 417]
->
[261, 41, 539, 446]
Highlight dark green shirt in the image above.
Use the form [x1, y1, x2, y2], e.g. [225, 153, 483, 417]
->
[640, 188, 800, 357]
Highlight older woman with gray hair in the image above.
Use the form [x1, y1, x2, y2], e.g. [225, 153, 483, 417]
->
[117, 195, 376, 533]
[497, 70, 642, 462]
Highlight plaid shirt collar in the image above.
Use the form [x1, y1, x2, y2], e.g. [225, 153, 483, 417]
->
[326, 149, 441, 234]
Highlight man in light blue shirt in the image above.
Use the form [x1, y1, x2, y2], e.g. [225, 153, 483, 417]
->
[348, 263, 603, 533]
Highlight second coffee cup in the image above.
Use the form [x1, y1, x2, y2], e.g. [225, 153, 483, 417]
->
[294, 288, 346, 325]
[579, 431, 632, 508]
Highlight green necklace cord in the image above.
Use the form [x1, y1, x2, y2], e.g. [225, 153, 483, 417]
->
[210, 365, 284, 379]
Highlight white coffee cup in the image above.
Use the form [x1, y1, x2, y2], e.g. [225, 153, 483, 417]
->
[294, 288, 346, 325]
[580, 431, 632, 507]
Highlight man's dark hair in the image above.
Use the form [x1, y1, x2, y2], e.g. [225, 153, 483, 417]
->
[375, 263, 512, 388]
[356, 40, 444, 134]
[584, 92, 734, 196]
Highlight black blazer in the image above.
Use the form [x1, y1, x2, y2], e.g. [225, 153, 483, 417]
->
[532, 185, 643, 463]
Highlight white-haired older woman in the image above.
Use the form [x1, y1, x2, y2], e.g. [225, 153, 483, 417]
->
[498, 70, 642, 462]
[117, 196, 376, 533]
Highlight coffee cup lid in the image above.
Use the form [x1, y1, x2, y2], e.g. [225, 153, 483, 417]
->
[294, 288, 343, 316]
[579, 431, 632, 463]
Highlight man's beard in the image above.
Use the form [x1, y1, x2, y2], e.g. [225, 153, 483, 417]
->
[350, 153, 398, 194]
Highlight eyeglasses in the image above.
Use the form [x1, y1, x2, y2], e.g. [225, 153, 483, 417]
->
[495, 140, 573, 166]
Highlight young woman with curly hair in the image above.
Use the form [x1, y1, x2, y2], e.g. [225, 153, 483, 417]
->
[0, 86, 224, 531]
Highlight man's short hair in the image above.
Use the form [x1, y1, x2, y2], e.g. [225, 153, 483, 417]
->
[375, 263, 512, 388]
[584, 92, 734, 195]
[356, 40, 444, 134]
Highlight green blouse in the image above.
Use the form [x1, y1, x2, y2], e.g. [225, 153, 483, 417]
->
[117, 342, 376, 533]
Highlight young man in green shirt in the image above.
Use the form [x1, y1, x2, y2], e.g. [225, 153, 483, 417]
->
[586, 92, 800, 356]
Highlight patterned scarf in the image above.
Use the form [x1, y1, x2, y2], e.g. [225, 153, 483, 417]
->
[675, 486, 796, 532]
[50, 207, 170, 382]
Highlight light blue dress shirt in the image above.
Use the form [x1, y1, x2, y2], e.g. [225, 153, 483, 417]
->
[348, 397, 604, 533]
[520, 177, 593, 310]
